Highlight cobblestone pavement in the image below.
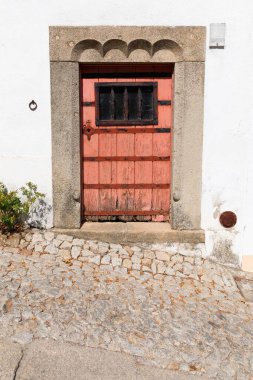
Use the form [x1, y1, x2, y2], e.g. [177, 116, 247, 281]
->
[1, 231, 253, 379]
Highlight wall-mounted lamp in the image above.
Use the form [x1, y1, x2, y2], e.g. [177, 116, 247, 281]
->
[209, 23, 226, 49]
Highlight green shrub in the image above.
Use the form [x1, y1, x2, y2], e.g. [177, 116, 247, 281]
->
[0, 182, 45, 233]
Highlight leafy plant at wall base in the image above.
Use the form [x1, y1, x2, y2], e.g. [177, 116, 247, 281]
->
[0, 182, 45, 233]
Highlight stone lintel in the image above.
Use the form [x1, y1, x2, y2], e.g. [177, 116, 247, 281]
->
[49, 26, 206, 63]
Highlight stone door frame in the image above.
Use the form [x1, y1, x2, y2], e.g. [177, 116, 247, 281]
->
[50, 26, 206, 230]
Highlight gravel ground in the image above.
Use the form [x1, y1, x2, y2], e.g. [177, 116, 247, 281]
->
[0, 231, 253, 379]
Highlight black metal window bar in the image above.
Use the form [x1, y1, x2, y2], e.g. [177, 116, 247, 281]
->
[95, 82, 158, 126]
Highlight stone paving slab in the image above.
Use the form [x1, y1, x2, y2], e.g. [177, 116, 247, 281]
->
[0, 340, 23, 380]
[136, 365, 203, 380]
[0, 339, 203, 380]
[16, 339, 137, 380]
[235, 277, 253, 302]
[53, 222, 205, 244]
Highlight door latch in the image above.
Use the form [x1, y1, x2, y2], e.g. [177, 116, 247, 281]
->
[83, 120, 94, 140]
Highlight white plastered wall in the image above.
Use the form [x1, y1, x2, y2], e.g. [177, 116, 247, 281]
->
[0, 0, 253, 263]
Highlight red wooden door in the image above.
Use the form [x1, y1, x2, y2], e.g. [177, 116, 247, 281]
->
[81, 65, 172, 222]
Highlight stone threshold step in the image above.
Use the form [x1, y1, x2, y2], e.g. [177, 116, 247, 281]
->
[52, 222, 205, 244]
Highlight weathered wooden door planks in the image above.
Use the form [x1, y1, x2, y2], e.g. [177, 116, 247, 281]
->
[81, 64, 173, 221]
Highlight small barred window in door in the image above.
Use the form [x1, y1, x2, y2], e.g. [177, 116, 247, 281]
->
[95, 82, 158, 125]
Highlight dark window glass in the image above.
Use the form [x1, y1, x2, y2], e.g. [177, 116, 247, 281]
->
[128, 87, 139, 120]
[141, 86, 153, 120]
[99, 87, 111, 120]
[96, 82, 157, 125]
[114, 87, 124, 120]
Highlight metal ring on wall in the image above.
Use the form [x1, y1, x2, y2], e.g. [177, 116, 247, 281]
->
[29, 100, 37, 111]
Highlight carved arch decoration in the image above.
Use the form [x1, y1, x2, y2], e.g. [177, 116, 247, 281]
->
[49, 26, 205, 63]
[70, 38, 183, 62]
